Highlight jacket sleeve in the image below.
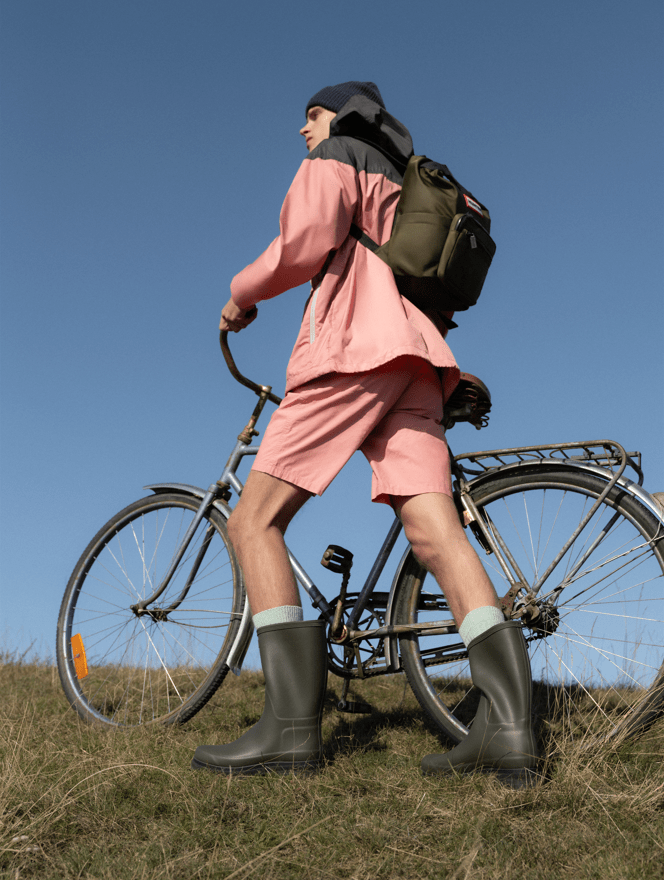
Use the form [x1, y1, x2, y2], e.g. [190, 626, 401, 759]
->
[230, 154, 360, 310]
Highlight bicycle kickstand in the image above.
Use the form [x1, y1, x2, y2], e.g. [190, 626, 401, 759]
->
[338, 675, 372, 714]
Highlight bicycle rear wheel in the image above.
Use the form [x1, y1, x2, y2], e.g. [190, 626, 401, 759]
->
[57, 492, 245, 727]
[395, 466, 664, 749]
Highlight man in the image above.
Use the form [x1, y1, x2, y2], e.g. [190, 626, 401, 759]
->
[192, 82, 538, 785]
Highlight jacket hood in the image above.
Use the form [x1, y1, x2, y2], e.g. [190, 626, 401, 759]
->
[329, 95, 414, 174]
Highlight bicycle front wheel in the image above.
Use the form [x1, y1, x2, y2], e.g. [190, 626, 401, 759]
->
[56, 492, 245, 727]
[395, 466, 664, 749]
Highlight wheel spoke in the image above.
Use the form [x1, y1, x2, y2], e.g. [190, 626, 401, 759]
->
[395, 467, 664, 747]
[57, 494, 244, 727]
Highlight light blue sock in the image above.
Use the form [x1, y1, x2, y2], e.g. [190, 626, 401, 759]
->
[252, 605, 304, 630]
[458, 605, 505, 647]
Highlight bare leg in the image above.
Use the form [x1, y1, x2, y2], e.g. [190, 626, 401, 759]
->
[192, 471, 326, 775]
[226, 470, 312, 614]
[392, 492, 500, 626]
[393, 494, 538, 783]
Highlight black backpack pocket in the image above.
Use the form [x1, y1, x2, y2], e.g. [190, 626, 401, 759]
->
[438, 213, 496, 310]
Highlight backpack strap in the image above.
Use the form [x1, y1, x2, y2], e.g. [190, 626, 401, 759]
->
[315, 221, 373, 284]
[350, 223, 380, 253]
[349, 223, 457, 331]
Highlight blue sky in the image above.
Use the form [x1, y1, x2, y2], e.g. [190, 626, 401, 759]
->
[1, 0, 662, 667]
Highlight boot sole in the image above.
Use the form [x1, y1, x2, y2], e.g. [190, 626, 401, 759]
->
[423, 764, 541, 789]
[191, 757, 321, 776]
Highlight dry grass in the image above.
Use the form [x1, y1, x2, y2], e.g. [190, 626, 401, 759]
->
[1, 657, 663, 879]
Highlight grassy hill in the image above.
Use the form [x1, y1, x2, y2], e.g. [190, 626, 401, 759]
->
[1, 657, 663, 879]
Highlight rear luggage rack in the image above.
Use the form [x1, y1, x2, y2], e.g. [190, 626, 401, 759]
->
[454, 440, 643, 485]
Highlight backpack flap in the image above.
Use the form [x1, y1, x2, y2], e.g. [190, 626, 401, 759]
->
[377, 157, 460, 278]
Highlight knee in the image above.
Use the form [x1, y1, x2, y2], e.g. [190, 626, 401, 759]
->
[226, 503, 283, 563]
[401, 521, 437, 572]
[226, 507, 251, 561]
[407, 534, 443, 574]
[403, 518, 468, 574]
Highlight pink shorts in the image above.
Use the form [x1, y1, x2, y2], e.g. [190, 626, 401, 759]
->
[252, 356, 452, 505]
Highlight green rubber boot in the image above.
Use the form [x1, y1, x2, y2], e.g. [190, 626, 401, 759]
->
[191, 620, 327, 775]
[421, 621, 539, 788]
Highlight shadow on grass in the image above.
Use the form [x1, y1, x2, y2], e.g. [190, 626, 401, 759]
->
[323, 708, 418, 761]
[321, 682, 459, 762]
[319, 677, 664, 767]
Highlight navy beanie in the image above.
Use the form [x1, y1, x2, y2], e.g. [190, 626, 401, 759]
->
[305, 81, 385, 116]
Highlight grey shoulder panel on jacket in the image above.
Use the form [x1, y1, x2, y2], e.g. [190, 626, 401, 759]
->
[306, 136, 404, 185]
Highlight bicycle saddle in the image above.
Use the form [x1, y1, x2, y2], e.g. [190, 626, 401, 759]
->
[443, 372, 492, 430]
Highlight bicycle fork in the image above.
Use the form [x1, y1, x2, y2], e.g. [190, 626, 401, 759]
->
[130, 483, 222, 620]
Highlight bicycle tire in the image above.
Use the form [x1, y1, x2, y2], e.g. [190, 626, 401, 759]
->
[56, 492, 245, 727]
[395, 466, 664, 749]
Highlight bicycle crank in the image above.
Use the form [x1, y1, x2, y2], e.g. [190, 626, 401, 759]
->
[320, 544, 354, 639]
[320, 592, 390, 679]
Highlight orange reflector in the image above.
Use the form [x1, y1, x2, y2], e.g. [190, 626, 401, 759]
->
[71, 633, 89, 679]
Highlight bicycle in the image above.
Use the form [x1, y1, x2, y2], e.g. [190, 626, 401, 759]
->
[57, 331, 664, 753]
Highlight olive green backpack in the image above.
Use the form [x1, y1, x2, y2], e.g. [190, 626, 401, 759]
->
[350, 155, 496, 320]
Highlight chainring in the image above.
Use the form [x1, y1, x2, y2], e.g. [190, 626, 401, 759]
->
[321, 592, 390, 678]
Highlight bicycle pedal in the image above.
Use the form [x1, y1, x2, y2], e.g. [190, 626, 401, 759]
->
[337, 699, 372, 714]
[321, 544, 354, 574]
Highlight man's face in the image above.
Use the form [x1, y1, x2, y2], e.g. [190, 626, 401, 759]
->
[300, 106, 337, 152]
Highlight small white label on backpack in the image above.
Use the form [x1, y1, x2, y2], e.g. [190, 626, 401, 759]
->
[464, 195, 483, 215]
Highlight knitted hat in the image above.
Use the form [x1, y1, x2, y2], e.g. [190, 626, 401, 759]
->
[305, 81, 385, 116]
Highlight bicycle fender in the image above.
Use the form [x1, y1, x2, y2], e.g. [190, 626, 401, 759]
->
[144, 482, 234, 518]
[143, 482, 255, 675]
[462, 461, 664, 525]
[225, 601, 255, 676]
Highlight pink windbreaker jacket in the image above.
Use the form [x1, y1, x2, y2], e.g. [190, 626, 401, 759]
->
[230, 96, 460, 400]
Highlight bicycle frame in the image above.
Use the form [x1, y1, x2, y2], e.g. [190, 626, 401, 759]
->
[142, 333, 664, 678]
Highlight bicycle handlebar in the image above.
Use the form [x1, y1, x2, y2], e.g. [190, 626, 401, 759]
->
[219, 330, 283, 406]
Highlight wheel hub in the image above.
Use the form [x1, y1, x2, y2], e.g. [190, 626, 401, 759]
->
[130, 603, 170, 622]
[521, 599, 560, 639]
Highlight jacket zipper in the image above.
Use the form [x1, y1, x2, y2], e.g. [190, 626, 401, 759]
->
[309, 284, 321, 344]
